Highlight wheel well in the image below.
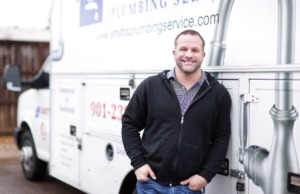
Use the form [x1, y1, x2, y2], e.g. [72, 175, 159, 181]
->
[16, 122, 30, 149]
[119, 170, 136, 194]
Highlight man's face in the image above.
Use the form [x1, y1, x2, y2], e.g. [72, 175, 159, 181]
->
[173, 34, 205, 74]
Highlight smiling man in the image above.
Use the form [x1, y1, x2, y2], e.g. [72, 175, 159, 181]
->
[122, 29, 231, 194]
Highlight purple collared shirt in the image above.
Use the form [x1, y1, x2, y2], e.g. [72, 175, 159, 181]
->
[167, 68, 206, 115]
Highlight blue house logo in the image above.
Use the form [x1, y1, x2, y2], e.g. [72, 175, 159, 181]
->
[80, 0, 103, 26]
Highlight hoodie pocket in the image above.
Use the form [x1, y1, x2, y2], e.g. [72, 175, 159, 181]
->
[143, 140, 178, 179]
[175, 143, 203, 180]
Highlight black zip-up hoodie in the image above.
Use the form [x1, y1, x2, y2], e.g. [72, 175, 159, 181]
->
[122, 70, 231, 186]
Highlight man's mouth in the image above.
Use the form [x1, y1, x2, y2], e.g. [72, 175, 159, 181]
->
[182, 61, 195, 65]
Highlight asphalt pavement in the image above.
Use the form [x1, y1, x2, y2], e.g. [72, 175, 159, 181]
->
[0, 136, 85, 194]
[0, 135, 19, 159]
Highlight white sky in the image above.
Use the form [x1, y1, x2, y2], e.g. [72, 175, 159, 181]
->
[0, 0, 52, 29]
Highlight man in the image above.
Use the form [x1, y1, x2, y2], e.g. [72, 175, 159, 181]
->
[122, 29, 231, 193]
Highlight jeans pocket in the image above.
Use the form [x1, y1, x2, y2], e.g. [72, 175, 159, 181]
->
[177, 185, 203, 194]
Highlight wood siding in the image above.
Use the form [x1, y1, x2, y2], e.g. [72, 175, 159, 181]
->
[0, 41, 49, 135]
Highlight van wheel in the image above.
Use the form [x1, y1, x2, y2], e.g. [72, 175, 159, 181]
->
[20, 130, 47, 181]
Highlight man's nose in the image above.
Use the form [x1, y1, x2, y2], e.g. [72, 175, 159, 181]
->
[185, 50, 193, 57]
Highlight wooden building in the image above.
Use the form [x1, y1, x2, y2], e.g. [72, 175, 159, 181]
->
[0, 29, 49, 135]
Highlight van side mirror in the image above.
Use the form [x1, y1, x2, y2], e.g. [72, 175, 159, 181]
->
[2, 64, 21, 92]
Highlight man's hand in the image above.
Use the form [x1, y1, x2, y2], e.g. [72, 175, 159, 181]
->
[180, 174, 208, 191]
[135, 164, 157, 182]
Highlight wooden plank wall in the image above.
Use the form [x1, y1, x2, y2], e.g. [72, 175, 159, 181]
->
[0, 41, 49, 135]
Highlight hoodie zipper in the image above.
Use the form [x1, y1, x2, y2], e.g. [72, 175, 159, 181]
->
[169, 87, 211, 186]
[171, 90, 212, 186]
[162, 72, 211, 186]
[164, 76, 184, 186]
[169, 115, 185, 187]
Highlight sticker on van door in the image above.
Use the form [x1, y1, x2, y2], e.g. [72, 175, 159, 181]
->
[80, 0, 103, 26]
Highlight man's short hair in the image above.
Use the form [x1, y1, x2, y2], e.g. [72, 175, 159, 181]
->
[174, 29, 205, 50]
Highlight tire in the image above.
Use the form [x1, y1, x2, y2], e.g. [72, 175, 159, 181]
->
[20, 130, 47, 181]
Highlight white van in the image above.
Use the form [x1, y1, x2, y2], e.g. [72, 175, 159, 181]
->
[3, 0, 300, 193]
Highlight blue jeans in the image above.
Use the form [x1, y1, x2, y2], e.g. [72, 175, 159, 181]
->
[136, 178, 204, 194]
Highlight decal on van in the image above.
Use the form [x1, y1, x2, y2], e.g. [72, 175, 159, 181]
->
[80, 0, 103, 26]
[35, 107, 50, 118]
